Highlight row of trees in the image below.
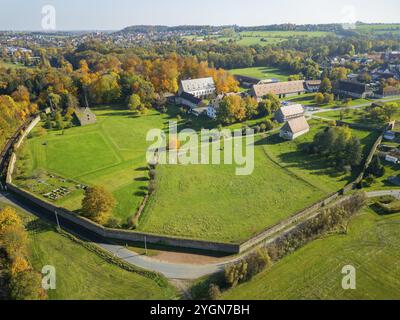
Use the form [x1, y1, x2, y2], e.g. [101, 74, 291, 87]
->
[0, 88, 38, 150]
[0, 51, 239, 118]
[0, 207, 46, 300]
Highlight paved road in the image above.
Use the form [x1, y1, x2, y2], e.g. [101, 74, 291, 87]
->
[305, 96, 400, 116]
[366, 190, 400, 199]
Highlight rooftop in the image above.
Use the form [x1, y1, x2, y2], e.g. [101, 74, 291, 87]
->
[180, 77, 215, 93]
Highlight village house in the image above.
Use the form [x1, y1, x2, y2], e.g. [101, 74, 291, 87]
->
[280, 116, 310, 140]
[251, 80, 306, 100]
[375, 86, 400, 98]
[275, 104, 305, 123]
[74, 107, 97, 126]
[234, 75, 262, 88]
[176, 92, 203, 111]
[335, 80, 374, 99]
[178, 77, 216, 98]
[304, 80, 322, 93]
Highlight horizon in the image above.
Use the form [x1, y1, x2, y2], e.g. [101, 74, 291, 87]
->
[1, 0, 400, 31]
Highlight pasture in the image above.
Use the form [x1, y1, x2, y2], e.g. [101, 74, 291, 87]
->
[16, 106, 172, 225]
[184, 30, 333, 47]
[138, 120, 377, 243]
[221, 208, 400, 300]
[0, 201, 177, 300]
[228, 66, 290, 81]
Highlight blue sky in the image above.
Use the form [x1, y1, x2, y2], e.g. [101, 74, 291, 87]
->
[0, 0, 399, 31]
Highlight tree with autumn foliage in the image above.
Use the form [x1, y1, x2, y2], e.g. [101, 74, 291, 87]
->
[0, 207, 46, 300]
[82, 186, 116, 224]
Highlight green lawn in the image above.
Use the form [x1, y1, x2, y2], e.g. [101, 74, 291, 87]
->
[15, 106, 172, 225]
[0, 201, 177, 300]
[184, 31, 333, 47]
[137, 121, 378, 243]
[228, 66, 290, 81]
[221, 208, 400, 300]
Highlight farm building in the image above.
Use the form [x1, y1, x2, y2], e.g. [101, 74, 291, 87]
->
[250, 80, 306, 100]
[375, 86, 400, 98]
[74, 107, 97, 126]
[280, 116, 310, 140]
[304, 80, 322, 93]
[178, 77, 216, 99]
[176, 92, 203, 109]
[335, 80, 374, 99]
[275, 104, 305, 123]
[234, 75, 262, 88]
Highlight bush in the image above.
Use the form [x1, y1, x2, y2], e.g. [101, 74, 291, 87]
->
[224, 260, 247, 288]
[245, 249, 272, 280]
[9, 270, 46, 300]
[208, 284, 222, 300]
[148, 180, 156, 194]
[149, 169, 156, 180]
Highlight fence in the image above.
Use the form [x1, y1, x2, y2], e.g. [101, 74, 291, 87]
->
[3, 116, 388, 254]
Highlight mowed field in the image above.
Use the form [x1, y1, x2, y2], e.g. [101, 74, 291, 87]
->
[228, 66, 290, 81]
[221, 208, 400, 300]
[0, 201, 177, 300]
[20, 106, 171, 224]
[184, 30, 332, 47]
[138, 120, 378, 243]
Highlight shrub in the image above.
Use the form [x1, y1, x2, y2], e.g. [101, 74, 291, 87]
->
[224, 260, 248, 288]
[208, 284, 222, 300]
[9, 270, 46, 300]
[149, 169, 156, 180]
[245, 249, 272, 280]
[148, 180, 156, 194]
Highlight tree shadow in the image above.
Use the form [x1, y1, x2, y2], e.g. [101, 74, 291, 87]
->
[134, 177, 149, 182]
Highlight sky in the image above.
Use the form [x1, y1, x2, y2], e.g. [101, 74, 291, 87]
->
[0, 0, 399, 31]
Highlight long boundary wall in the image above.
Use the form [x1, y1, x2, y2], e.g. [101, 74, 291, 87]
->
[4, 116, 387, 255]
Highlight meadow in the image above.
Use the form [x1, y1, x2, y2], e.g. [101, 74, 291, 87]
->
[184, 30, 333, 47]
[0, 201, 177, 300]
[221, 208, 400, 300]
[138, 120, 378, 243]
[16, 106, 173, 225]
[228, 66, 291, 81]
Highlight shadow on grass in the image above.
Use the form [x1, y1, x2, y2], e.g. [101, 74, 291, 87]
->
[255, 133, 358, 184]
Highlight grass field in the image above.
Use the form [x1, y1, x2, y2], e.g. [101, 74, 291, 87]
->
[228, 66, 291, 81]
[0, 201, 177, 300]
[184, 31, 333, 47]
[356, 23, 400, 35]
[221, 208, 400, 300]
[16, 106, 172, 225]
[138, 120, 378, 243]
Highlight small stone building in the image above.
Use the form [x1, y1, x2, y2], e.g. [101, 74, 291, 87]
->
[74, 107, 97, 126]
